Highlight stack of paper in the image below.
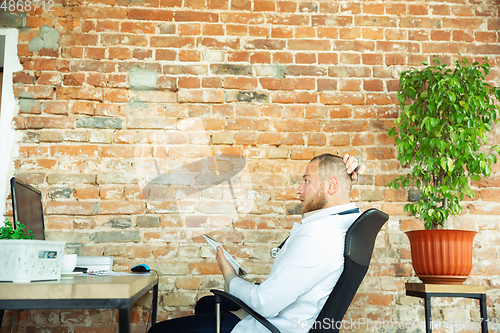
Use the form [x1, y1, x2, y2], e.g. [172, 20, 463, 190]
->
[204, 235, 247, 277]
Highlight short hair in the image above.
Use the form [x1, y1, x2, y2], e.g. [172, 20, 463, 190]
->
[310, 154, 352, 195]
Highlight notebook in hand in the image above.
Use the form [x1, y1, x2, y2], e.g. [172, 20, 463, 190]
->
[203, 234, 247, 278]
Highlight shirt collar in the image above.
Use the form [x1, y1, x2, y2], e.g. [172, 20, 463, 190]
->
[301, 202, 358, 224]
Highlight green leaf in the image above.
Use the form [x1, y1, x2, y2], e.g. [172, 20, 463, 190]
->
[470, 175, 481, 181]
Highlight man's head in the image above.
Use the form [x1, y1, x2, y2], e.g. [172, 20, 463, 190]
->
[296, 154, 352, 214]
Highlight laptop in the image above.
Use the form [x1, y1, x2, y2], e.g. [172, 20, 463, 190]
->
[10, 177, 45, 240]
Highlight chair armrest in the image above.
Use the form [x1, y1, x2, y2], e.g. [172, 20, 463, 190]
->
[210, 289, 281, 333]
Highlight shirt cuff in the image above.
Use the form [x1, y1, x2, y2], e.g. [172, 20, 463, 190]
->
[224, 273, 238, 293]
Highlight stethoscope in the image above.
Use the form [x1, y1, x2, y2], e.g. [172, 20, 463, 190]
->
[270, 208, 361, 258]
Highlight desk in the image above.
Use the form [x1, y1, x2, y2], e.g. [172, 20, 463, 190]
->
[406, 283, 488, 333]
[0, 273, 158, 333]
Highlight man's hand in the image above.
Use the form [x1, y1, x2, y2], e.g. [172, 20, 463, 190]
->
[216, 247, 236, 278]
[343, 154, 366, 181]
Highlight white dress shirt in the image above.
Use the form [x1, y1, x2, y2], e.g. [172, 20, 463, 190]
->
[228, 203, 360, 333]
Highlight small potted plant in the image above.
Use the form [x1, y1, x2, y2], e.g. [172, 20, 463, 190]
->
[388, 55, 500, 284]
[0, 219, 65, 283]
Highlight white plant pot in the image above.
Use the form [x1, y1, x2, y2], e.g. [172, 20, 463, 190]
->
[0, 240, 66, 283]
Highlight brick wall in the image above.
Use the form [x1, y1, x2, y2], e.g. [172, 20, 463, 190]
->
[1, 0, 500, 332]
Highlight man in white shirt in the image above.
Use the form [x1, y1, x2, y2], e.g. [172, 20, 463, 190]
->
[148, 154, 363, 333]
[216, 153, 361, 333]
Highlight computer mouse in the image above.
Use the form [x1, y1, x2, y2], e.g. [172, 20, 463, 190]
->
[131, 264, 150, 273]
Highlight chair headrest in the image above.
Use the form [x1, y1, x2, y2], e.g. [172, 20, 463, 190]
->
[344, 208, 389, 266]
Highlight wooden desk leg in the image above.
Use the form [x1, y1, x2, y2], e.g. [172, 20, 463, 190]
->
[480, 294, 489, 333]
[118, 308, 131, 333]
[0, 309, 4, 328]
[152, 284, 158, 325]
[424, 295, 432, 333]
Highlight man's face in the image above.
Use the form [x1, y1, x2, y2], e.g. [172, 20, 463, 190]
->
[296, 161, 327, 214]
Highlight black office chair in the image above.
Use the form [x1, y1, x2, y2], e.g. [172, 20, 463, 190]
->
[211, 208, 389, 333]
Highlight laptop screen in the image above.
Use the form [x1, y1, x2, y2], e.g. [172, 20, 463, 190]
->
[10, 177, 45, 240]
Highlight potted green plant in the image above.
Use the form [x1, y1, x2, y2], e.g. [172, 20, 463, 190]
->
[388, 55, 500, 284]
[0, 219, 66, 283]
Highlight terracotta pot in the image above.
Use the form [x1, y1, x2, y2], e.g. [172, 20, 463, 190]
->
[405, 229, 477, 284]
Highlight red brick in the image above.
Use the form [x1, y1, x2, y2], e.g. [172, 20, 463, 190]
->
[322, 120, 369, 132]
[227, 25, 247, 36]
[295, 53, 316, 64]
[199, 37, 240, 50]
[271, 27, 294, 38]
[202, 24, 225, 36]
[386, 28, 408, 41]
[151, 36, 195, 48]
[250, 52, 271, 63]
[318, 53, 338, 64]
[339, 53, 361, 64]
[96, 21, 120, 32]
[121, 22, 156, 34]
[85, 48, 106, 60]
[443, 18, 484, 29]
[249, 26, 270, 37]
[51, 145, 99, 157]
[128, 8, 173, 21]
[385, 54, 406, 66]
[207, 0, 228, 9]
[175, 11, 219, 22]
[320, 92, 365, 105]
[363, 3, 385, 14]
[362, 28, 384, 40]
[99, 201, 145, 214]
[254, 0, 275, 11]
[363, 80, 384, 91]
[227, 118, 269, 131]
[386, 3, 407, 15]
[133, 49, 153, 60]
[476, 32, 497, 43]
[26, 117, 75, 129]
[82, 7, 127, 19]
[296, 27, 316, 38]
[178, 23, 202, 36]
[409, 4, 428, 15]
[179, 50, 201, 62]
[37, 72, 62, 86]
[453, 30, 474, 42]
[355, 16, 397, 27]
[178, 77, 201, 88]
[275, 120, 320, 132]
[45, 201, 97, 216]
[362, 54, 383, 65]
[271, 91, 317, 104]
[202, 77, 222, 88]
[273, 52, 294, 63]
[224, 77, 258, 90]
[27, 17, 53, 29]
[317, 27, 338, 39]
[156, 49, 177, 61]
[288, 39, 331, 51]
[44, 101, 69, 115]
[73, 102, 95, 115]
[260, 78, 281, 90]
[339, 79, 362, 91]
[74, 188, 100, 200]
[352, 134, 375, 146]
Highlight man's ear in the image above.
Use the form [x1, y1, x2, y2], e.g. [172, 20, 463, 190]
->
[326, 176, 339, 195]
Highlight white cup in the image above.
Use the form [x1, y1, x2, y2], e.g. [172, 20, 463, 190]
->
[61, 254, 78, 274]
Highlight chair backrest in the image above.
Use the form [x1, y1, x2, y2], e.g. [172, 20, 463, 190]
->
[309, 208, 389, 332]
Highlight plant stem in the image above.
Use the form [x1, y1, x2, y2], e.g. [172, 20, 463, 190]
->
[442, 197, 448, 229]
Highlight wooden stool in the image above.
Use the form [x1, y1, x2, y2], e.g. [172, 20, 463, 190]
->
[405, 283, 488, 333]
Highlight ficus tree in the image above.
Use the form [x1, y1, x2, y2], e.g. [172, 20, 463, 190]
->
[388, 56, 500, 229]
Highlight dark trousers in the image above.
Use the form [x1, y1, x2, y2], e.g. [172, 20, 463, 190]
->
[148, 296, 241, 333]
